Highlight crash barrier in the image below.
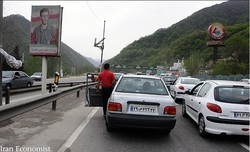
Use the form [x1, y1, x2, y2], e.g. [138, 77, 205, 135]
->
[0, 82, 96, 122]
[2, 82, 86, 105]
[193, 74, 249, 81]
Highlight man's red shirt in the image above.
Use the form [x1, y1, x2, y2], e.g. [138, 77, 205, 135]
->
[98, 70, 115, 87]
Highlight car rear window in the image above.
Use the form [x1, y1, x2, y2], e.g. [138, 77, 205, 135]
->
[181, 78, 200, 84]
[214, 86, 249, 104]
[116, 77, 169, 95]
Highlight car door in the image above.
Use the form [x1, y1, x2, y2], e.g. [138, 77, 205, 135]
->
[85, 73, 103, 107]
[169, 78, 179, 97]
[192, 83, 211, 121]
[185, 82, 203, 120]
[19, 72, 29, 87]
[12, 71, 21, 88]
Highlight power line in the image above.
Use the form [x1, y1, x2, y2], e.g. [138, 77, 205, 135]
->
[85, 0, 103, 22]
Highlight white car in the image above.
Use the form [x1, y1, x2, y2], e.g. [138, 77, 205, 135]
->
[240, 79, 250, 84]
[106, 75, 176, 135]
[182, 80, 249, 137]
[169, 77, 200, 102]
[30, 72, 42, 81]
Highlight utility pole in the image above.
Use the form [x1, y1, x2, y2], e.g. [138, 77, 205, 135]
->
[94, 20, 106, 72]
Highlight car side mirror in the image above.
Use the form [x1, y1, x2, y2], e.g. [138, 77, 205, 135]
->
[184, 90, 190, 94]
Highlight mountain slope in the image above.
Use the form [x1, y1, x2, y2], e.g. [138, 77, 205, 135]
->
[107, 0, 249, 75]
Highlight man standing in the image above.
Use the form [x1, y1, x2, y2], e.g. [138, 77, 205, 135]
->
[96, 63, 116, 118]
[32, 8, 57, 45]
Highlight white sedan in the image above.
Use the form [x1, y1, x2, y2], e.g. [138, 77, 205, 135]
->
[169, 77, 200, 102]
[106, 75, 176, 135]
[182, 80, 249, 137]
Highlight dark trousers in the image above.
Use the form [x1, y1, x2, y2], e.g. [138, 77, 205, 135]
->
[102, 87, 113, 116]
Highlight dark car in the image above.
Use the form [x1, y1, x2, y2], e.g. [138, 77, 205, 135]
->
[161, 76, 176, 90]
[2, 71, 34, 89]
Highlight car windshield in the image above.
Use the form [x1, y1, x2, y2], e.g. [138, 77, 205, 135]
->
[214, 86, 249, 104]
[116, 77, 169, 95]
[2, 71, 14, 78]
[181, 78, 200, 84]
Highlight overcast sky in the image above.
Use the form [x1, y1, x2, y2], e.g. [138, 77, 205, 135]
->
[3, 1, 225, 60]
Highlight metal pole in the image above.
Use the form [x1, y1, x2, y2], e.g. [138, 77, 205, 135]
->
[213, 46, 218, 63]
[0, 0, 3, 106]
[42, 57, 47, 95]
[100, 20, 106, 64]
[100, 20, 105, 72]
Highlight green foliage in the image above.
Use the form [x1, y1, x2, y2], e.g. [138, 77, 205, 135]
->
[184, 52, 205, 76]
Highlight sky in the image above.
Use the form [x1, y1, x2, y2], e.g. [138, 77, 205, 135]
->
[3, 1, 225, 61]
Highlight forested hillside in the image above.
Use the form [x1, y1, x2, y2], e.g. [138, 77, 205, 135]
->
[2, 15, 96, 77]
[108, 1, 249, 76]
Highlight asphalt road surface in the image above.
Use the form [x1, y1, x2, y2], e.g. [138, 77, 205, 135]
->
[0, 88, 249, 152]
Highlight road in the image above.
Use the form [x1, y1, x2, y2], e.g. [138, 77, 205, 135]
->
[0, 89, 248, 152]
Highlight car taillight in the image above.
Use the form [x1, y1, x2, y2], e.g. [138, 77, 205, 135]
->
[206, 102, 222, 113]
[164, 106, 176, 115]
[108, 102, 122, 112]
[179, 86, 184, 90]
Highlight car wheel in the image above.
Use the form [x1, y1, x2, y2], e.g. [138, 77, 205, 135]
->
[27, 82, 32, 87]
[5, 84, 11, 89]
[198, 115, 207, 137]
[106, 121, 114, 132]
[182, 100, 188, 118]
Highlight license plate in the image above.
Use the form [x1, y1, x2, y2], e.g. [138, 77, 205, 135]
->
[129, 104, 157, 113]
[234, 112, 249, 118]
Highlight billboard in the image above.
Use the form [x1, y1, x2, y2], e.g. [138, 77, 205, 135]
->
[30, 5, 63, 56]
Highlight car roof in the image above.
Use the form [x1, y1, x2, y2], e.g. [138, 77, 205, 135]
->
[204, 80, 250, 86]
[179, 77, 199, 80]
[122, 74, 161, 79]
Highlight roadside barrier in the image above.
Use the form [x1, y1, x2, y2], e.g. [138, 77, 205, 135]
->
[0, 82, 96, 122]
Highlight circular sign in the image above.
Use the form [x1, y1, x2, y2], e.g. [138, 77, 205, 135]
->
[208, 23, 225, 40]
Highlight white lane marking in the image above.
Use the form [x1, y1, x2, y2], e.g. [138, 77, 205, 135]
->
[238, 142, 249, 151]
[57, 107, 99, 152]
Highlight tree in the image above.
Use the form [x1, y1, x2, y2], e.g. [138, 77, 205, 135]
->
[184, 52, 205, 76]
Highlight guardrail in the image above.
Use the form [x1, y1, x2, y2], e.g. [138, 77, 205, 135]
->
[0, 82, 96, 122]
[2, 81, 86, 94]
[1, 81, 87, 104]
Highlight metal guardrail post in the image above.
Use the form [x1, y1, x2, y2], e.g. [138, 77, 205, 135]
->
[49, 83, 52, 93]
[52, 100, 57, 110]
[5, 87, 10, 104]
[77, 91, 80, 98]
[52, 85, 57, 110]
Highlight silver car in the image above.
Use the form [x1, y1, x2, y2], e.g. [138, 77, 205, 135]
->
[30, 72, 42, 81]
[2, 71, 34, 89]
[106, 75, 176, 135]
